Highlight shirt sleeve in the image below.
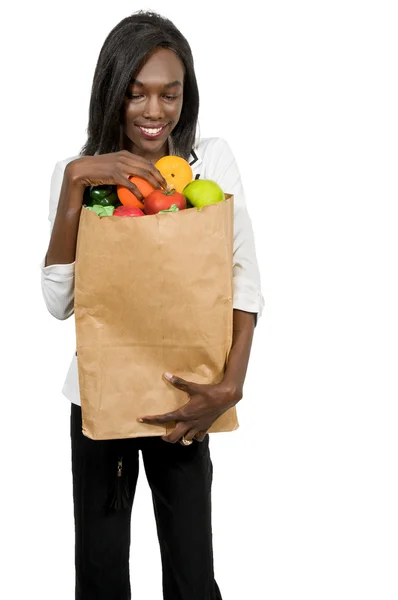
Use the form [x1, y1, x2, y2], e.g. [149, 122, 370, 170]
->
[40, 160, 75, 320]
[205, 138, 264, 319]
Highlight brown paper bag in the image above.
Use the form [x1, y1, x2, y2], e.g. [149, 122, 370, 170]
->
[74, 195, 238, 440]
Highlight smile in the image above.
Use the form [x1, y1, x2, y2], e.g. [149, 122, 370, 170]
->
[137, 125, 167, 139]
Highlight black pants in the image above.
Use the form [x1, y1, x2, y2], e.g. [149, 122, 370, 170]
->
[71, 403, 223, 600]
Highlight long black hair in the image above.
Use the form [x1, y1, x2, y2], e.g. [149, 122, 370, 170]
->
[81, 11, 199, 160]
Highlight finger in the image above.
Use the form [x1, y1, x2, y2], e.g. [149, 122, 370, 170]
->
[193, 430, 208, 442]
[119, 153, 167, 189]
[148, 165, 168, 190]
[163, 372, 200, 394]
[121, 179, 144, 201]
[131, 168, 165, 191]
[154, 168, 169, 190]
[180, 429, 197, 445]
[140, 161, 168, 189]
[162, 423, 189, 444]
[138, 409, 188, 425]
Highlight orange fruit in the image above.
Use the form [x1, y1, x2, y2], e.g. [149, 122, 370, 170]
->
[154, 156, 193, 193]
[117, 176, 155, 208]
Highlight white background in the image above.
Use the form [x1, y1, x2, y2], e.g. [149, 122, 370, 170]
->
[1, 1, 397, 598]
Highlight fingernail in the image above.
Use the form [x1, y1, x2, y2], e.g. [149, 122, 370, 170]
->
[137, 418, 144, 423]
[164, 372, 173, 380]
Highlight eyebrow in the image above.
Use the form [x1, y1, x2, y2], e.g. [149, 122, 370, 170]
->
[131, 79, 183, 89]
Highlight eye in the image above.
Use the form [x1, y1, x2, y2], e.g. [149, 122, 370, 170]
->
[163, 95, 178, 101]
[126, 92, 144, 101]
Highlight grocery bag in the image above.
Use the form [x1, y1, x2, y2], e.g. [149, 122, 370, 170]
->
[74, 195, 238, 439]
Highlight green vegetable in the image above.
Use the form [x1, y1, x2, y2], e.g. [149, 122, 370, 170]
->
[90, 185, 113, 200]
[86, 186, 119, 207]
[86, 205, 115, 217]
[159, 204, 180, 213]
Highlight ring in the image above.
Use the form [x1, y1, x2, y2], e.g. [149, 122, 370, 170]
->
[181, 436, 193, 446]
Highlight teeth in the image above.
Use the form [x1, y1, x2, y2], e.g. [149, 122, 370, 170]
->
[140, 126, 163, 135]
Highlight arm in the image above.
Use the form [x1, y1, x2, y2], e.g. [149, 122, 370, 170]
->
[212, 138, 264, 318]
[222, 309, 256, 401]
[41, 160, 79, 320]
[139, 309, 256, 442]
[44, 163, 85, 267]
[41, 152, 167, 320]
[203, 138, 261, 398]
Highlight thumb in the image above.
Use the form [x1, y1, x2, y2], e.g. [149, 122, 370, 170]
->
[163, 372, 199, 394]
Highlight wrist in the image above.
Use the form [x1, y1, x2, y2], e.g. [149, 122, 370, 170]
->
[65, 159, 87, 191]
[217, 380, 243, 408]
[55, 161, 86, 215]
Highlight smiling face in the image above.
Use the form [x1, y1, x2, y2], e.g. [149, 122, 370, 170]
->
[122, 47, 185, 162]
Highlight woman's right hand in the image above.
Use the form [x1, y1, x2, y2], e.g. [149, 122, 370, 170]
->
[46, 150, 168, 267]
[65, 150, 168, 207]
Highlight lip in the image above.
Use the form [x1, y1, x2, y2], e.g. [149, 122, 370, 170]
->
[135, 124, 168, 140]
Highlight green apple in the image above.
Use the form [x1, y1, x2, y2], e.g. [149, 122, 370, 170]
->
[183, 179, 224, 209]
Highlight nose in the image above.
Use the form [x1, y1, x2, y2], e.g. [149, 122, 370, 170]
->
[143, 94, 164, 120]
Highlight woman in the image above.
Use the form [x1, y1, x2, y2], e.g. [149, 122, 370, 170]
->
[41, 10, 264, 600]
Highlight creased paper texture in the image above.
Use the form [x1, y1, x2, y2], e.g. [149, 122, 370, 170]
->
[74, 195, 238, 440]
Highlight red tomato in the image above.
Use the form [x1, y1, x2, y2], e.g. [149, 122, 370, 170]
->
[143, 190, 186, 215]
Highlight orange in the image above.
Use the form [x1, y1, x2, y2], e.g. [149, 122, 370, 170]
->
[154, 156, 193, 193]
[117, 176, 155, 208]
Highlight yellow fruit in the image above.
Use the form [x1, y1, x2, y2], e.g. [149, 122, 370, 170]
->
[155, 156, 193, 193]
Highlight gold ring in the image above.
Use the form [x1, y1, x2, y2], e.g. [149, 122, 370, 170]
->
[181, 436, 193, 446]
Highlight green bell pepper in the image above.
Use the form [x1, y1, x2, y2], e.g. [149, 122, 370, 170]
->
[85, 185, 119, 207]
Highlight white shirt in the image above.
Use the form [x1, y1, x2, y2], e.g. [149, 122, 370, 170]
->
[41, 137, 264, 405]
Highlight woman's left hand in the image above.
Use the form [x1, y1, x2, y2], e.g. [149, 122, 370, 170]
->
[138, 372, 242, 443]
